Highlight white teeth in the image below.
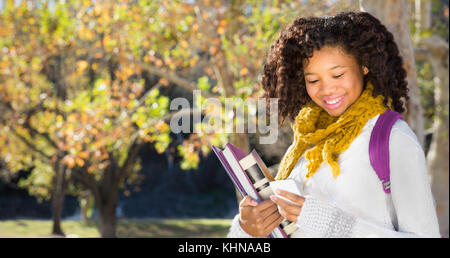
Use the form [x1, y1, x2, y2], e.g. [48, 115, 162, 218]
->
[325, 96, 343, 104]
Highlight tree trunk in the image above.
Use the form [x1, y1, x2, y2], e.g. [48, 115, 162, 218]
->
[97, 198, 118, 238]
[414, 0, 431, 37]
[360, 0, 425, 147]
[94, 166, 120, 238]
[78, 168, 119, 238]
[416, 35, 449, 237]
[91, 175, 119, 238]
[51, 159, 67, 236]
[80, 190, 93, 223]
[76, 142, 140, 238]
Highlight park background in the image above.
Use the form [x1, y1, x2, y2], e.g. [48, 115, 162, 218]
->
[0, 0, 448, 238]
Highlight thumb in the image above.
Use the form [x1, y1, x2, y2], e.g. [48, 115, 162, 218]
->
[239, 195, 258, 207]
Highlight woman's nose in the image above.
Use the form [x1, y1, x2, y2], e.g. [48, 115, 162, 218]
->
[319, 81, 338, 96]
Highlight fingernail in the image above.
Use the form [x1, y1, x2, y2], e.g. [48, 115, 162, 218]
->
[270, 195, 276, 201]
[251, 200, 258, 206]
[275, 189, 282, 194]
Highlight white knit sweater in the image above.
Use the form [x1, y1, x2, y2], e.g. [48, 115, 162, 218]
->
[228, 114, 441, 238]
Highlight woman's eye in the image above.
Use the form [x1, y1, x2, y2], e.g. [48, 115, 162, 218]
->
[307, 80, 318, 84]
[333, 73, 344, 78]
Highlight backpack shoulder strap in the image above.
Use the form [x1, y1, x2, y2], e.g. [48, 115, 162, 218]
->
[369, 109, 403, 194]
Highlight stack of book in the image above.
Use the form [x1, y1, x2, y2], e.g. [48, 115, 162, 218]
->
[212, 143, 298, 238]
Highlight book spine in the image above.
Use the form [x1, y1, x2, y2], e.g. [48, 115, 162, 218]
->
[211, 145, 246, 196]
[222, 146, 263, 202]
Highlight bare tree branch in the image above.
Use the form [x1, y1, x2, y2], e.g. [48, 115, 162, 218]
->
[135, 60, 217, 98]
[9, 129, 52, 161]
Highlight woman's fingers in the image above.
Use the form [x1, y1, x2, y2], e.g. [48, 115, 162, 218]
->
[262, 213, 284, 236]
[240, 197, 278, 222]
[239, 195, 258, 207]
[240, 196, 276, 210]
[270, 194, 302, 223]
[257, 203, 279, 223]
[239, 196, 283, 237]
[262, 208, 281, 226]
[256, 199, 278, 211]
[275, 189, 305, 206]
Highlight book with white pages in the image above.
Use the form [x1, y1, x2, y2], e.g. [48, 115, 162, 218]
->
[212, 143, 299, 238]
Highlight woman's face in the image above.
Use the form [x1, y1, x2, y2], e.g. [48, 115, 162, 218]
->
[303, 45, 368, 117]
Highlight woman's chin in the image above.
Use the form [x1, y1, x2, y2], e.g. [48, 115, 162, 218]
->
[324, 107, 346, 117]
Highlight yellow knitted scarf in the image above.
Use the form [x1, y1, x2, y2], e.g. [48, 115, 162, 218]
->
[276, 81, 389, 181]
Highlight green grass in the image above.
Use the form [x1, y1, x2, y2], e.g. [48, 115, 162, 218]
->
[0, 218, 233, 238]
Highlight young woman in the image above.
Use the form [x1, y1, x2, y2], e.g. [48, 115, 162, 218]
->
[228, 11, 440, 238]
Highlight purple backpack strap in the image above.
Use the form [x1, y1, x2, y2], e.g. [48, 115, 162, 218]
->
[369, 109, 403, 194]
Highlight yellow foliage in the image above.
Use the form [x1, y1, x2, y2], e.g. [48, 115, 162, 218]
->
[209, 46, 217, 55]
[64, 156, 75, 168]
[180, 40, 189, 49]
[67, 114, 77, 123]
[239, 67, 249, 76]
[144, 135, 153, 142]
[77, 60, 88, 72]
[155, 59, 163, 67]
[79, 151, 89, 159]
[159, 78, 169, 86]
[75, 157, 85, 167]
[155, 121, 169, 132]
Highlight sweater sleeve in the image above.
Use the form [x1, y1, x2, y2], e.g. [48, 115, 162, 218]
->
[228, 213, 271, 238]
[227, 214, 256, 238]
[295, 121, 441, 238]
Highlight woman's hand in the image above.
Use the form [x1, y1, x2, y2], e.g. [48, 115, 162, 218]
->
[239, 195, 284, 237]
[270, 189, 305, 223]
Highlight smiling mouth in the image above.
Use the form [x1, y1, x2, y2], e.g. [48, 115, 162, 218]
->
[323, 95, 345, 109]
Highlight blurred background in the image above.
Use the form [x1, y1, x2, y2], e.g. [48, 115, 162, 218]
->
[0, 0, 448, 238]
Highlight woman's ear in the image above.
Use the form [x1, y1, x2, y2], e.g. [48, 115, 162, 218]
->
[362, 66, 369, 75]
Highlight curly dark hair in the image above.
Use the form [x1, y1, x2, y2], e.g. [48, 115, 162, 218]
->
[261, 11, 409, 125]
